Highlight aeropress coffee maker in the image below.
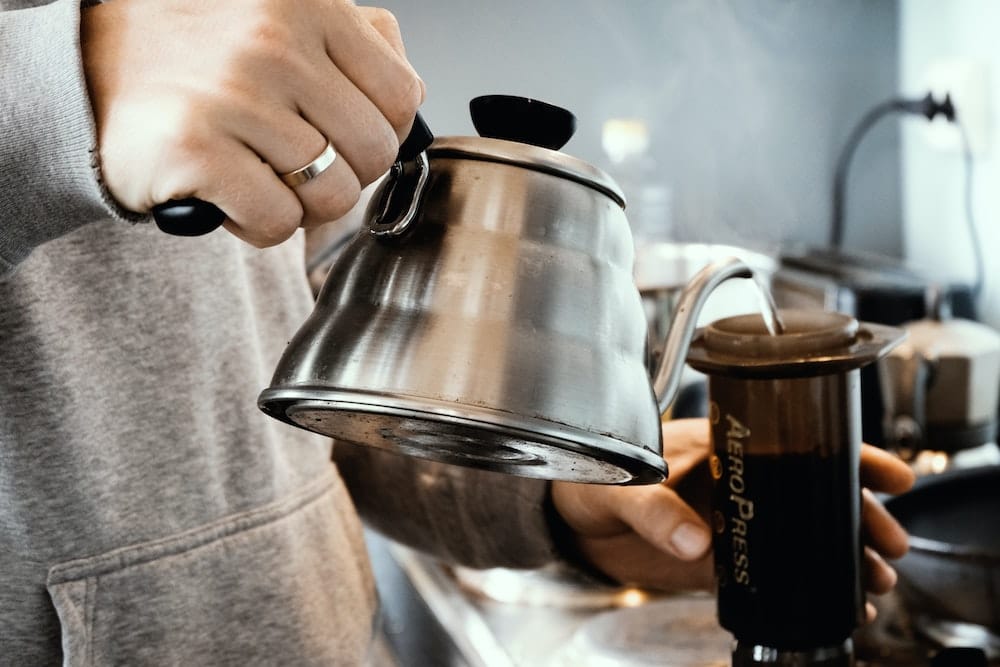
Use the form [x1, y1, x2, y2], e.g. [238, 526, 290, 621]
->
[688, 310, 905, 666]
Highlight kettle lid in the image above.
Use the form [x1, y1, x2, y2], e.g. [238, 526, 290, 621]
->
[430, 95, 626, 207]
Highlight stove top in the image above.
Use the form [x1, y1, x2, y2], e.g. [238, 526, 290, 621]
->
[856, 592, 998, 666]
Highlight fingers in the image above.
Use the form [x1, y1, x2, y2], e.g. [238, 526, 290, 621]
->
[358, 6, 408, 58]
[267, 2, 421, 225]
[861, 487, 906, 609]
[288, 3, 422, 224]
[554, 429, 913, 598]
[607, 484, 712, 560]
[551, 480, 711, 561]
[222, 58, 397, 227]
[297, 61, 403, 189]
[863, 545, 898, 595]
[201, 98, 363, 230]
[860, 444, 916, 495]
[84, 0, 423, 246]
[862, 488, 910, 559]
[354, 6, 424, 146]
[857, 446, 911, 608]
[575, 531, 715, 592]
[153, 134, 303, 248]
[323, 2, 425, 143]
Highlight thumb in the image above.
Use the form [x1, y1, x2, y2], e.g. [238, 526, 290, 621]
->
[553, 482, 712, 561]
[615, 484, 713, 561]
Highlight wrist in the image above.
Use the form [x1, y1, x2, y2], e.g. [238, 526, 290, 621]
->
[543, 483, 621, 587]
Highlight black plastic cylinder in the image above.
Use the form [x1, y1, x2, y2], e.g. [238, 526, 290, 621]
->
[707, 370, 864, 655]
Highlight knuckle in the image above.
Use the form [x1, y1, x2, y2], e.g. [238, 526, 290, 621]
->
[157, 121, 216, 191]
[213, 67, 260, 110]
[231, 12, 298, 75]
[382, 70, 424, 129]
[250, 213, 301, 247]
[367, 8, 401, 37]
[166, 111, 212, 162]
[305, 177, 361, 225]
[161, 100, 218, 168]
[242, 190, 303, 247]
[356, 130, 399, 187]
[246, 12, 294, 55]
[368, 7, 402, 48]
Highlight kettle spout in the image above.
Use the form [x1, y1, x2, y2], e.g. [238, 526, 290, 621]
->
[651, 257, 754, 415]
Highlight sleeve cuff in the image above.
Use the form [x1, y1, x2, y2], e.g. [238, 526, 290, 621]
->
[0, 0, 145, 272]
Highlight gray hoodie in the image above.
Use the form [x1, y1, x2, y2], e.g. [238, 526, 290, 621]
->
[0, 1, 557, 664]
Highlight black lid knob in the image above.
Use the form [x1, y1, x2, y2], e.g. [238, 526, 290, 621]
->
[469, 95, 576, 150]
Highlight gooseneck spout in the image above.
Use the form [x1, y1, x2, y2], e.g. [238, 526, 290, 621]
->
[651, 257, 755, 415]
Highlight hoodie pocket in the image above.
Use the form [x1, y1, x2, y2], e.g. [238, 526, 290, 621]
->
[46, 471, 377, 667]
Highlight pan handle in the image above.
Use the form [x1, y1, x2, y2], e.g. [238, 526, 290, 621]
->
[152, 113, 433, 237]
[881, 354, 930, 452]
[931, 647, 987, 667]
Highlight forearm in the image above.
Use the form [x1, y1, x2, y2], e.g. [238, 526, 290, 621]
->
[0, 0, 139, 275]
[333, 441, 560, 570]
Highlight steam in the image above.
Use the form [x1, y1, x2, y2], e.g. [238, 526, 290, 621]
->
[576, 0, 882, 257]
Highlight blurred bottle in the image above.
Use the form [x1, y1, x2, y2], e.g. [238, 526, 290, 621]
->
[601, 118, 673, 246]
[603, 119, 686, 420]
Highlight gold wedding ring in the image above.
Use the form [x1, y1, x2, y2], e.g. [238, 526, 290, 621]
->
[279, 141, 337, 187]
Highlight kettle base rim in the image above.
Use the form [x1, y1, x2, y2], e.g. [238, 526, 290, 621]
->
[258, 387, 667, 485]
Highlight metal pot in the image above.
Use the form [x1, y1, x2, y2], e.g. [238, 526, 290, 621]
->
[878, 301, 1000, 457]
[885, 465, 1000, 633]
[258, 96, 754, 485]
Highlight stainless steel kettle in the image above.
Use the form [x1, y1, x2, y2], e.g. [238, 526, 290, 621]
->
[258, 96, 754, 485]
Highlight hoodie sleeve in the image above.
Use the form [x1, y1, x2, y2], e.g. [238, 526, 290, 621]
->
[0, 0, 142, 276]
[333, 441, 563, 570]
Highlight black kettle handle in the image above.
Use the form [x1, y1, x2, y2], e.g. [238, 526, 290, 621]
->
[152, 198, 227, 237]
[152, 113, 434, 237]
[396, 113, 434, 164]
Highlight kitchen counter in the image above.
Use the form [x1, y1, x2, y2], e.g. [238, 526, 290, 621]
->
[366, 530, 732, 666]
[367, 529, 999, 666]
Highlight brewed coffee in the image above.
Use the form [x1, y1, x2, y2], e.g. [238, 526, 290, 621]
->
[713, 450, 863, 649]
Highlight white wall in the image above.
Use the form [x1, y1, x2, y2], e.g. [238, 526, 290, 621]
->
[899, 0, 1000, 326]
[381, 1, 900, 255]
